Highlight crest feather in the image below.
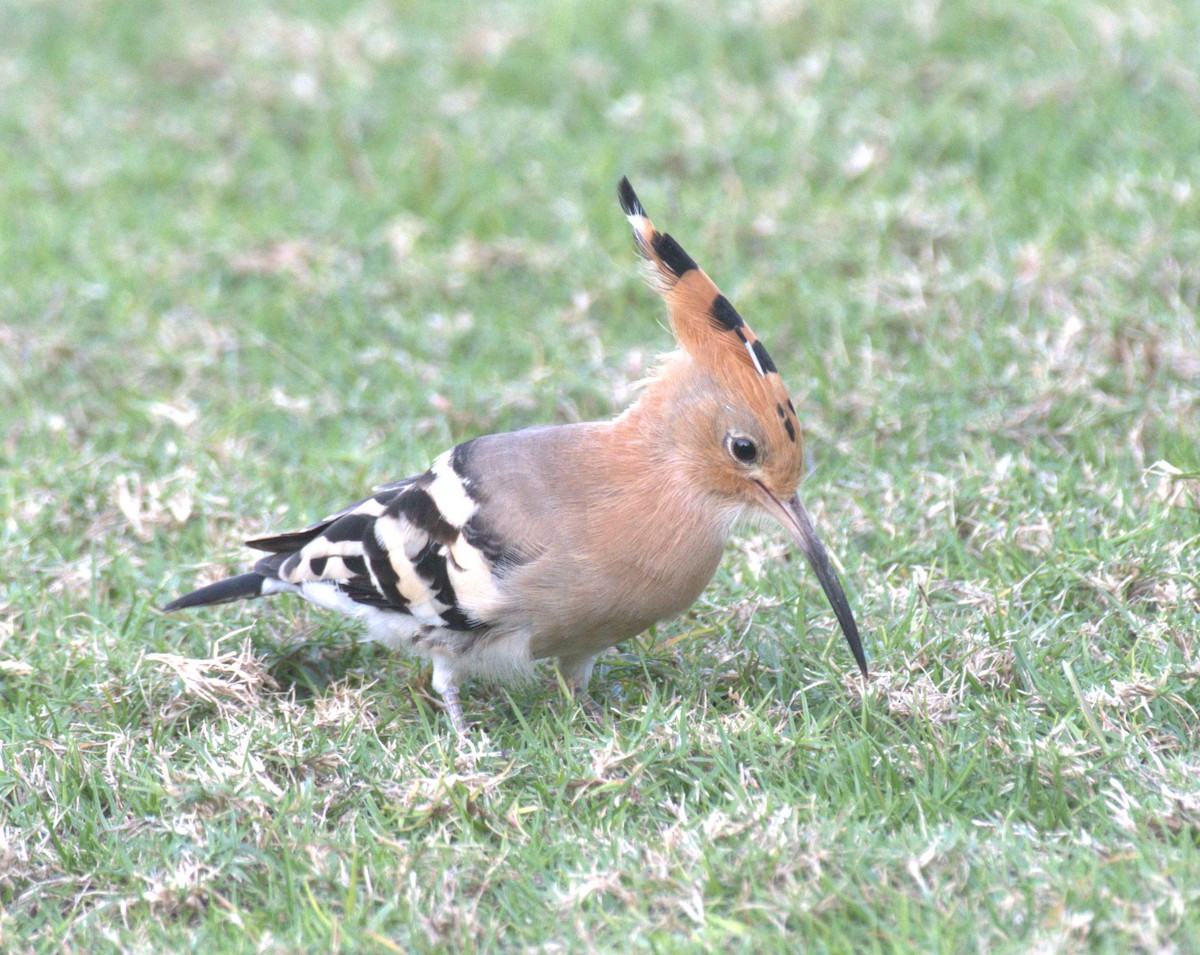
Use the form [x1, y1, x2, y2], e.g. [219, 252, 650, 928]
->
[617, 177, 775, 380]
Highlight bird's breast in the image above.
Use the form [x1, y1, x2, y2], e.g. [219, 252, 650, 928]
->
[446, 423, 740, 660]
[511, 491, 736, 660]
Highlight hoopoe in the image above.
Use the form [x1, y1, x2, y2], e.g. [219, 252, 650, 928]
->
[163, 178, 867, 733]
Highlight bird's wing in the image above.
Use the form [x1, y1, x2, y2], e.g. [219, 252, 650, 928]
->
[246, 459, 507, 632]
[245, 478, 421, 554]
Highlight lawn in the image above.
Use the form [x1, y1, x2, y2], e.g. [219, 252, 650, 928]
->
[2, 0, 1199, 951]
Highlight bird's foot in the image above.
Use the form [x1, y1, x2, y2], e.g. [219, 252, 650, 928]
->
[565, 679, 605, 725]
[440, 685, 468, 736]
[577, 691, 605, 725]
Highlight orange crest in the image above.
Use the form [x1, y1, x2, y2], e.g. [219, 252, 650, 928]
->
[618, 177, 802, 452]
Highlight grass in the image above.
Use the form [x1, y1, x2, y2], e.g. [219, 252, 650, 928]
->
[2, 0, 1199, 950]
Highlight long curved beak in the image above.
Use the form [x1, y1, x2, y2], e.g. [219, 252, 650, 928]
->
[756, 485, 868, 678]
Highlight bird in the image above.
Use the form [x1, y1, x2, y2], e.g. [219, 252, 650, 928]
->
[163, 177, 868, 733]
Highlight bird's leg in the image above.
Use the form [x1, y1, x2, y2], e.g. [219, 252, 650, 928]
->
[441, 686, 468, 735]
[559, 654, 604, 723]
[432, 655, 467, 735]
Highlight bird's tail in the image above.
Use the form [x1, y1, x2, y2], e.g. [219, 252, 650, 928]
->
[161, 572, 274, 612]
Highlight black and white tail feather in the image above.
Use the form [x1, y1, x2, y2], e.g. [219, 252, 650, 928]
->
[164, 447, 501, 641]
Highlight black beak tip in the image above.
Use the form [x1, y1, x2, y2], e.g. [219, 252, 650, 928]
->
[851, 640, 869, 680]
[837, 612, 870, 681]
[778, 492, 870, 684]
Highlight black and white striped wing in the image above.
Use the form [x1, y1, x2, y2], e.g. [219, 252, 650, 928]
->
[248, 455, 502, 632]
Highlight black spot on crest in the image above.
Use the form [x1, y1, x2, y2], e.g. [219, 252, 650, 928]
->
[710, 294, 744, 331]
[652, 232, 697, 277]
[776, 403, 786, 419]
[784, 418, 797, 442]
[752, 341, 777, 375]
[617, 177, 645, 217]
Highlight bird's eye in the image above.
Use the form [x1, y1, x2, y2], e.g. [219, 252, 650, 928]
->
[729, 436, 758, 464]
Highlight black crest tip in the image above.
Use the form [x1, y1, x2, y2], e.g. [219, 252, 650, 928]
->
[617, 177, 645, 218]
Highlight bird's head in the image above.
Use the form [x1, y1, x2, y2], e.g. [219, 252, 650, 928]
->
[617, 177, 867, 678]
